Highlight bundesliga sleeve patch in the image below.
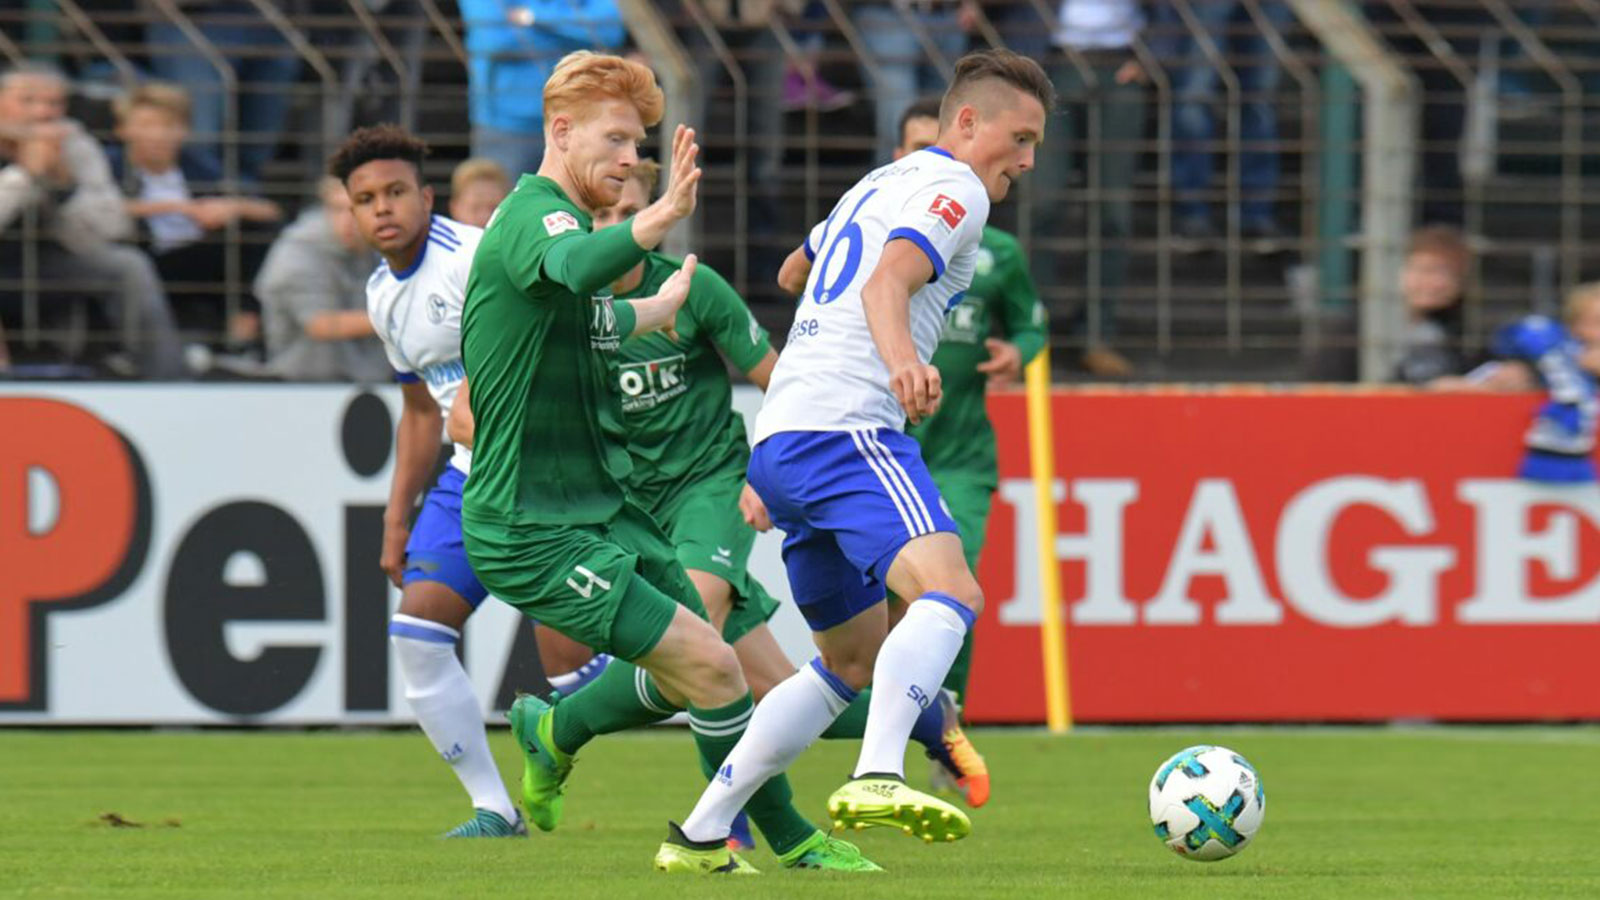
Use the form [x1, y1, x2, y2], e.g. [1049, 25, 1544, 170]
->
[543, 210, 580, 236]
[928, 194, 967, 230]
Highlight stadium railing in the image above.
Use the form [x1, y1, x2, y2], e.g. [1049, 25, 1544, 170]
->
[1, 0, 1596, 383]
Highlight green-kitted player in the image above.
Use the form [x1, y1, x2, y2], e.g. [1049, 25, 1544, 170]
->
[459, 51, 863, 874]
[896, 96, 1049, 805]
[452, 156, 987, 855]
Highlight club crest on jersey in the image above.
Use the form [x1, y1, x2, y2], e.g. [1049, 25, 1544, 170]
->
[928, 194, 966, 230]
[426, 293, 448, 324]
[543, 210, 580, 236]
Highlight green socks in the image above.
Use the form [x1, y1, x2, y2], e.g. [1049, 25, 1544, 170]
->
[689, 693, 815, 856]
[550, 661, 676, 755]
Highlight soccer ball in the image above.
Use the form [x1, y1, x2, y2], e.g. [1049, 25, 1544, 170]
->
[1147, 745, 1265, 861]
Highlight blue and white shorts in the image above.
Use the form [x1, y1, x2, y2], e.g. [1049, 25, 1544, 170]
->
[747, 428, 959, 631]
[403, 465, 490, 608]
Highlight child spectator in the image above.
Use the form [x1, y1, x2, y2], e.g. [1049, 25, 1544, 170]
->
[1395, 224, 1471, 385]
[448, 157, 510, 228]
[108, 82, 281, 343]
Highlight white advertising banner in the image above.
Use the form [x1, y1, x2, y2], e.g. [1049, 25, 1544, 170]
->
[0, 384, 812, 725]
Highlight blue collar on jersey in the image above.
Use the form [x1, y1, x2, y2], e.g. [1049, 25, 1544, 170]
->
[922, 146, 954, 160]
[390, 237, 427, 280]
[389, 215, 463, 280]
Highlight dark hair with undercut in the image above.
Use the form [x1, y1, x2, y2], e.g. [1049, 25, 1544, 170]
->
[897, 95, 944, 145]
[328, 123, 431, 185]
[939, 49, 1055, 125]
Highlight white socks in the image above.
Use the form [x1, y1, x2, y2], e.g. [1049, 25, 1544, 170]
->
[680, 658, 855, 843]
[853, 595, 972, 779]
[390, 613, 517, 824]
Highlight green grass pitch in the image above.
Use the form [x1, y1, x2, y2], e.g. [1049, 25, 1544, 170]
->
[4, 727, 1599, 898]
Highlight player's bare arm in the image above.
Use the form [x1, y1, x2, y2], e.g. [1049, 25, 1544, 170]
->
[383, 380, 444, 586]
[733, 349, 780, 533]
[863, 239, 942, 424]
[777, 246, 812, 295]
[743, 348, 778, 391]
[627, 253, 698, 338]
[628, 124, 701, 250]
[447, 377, 474, 449]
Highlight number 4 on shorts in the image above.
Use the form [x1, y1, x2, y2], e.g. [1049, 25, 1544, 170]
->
[566, 565, 613, 599]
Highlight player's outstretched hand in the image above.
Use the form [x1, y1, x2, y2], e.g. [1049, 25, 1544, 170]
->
[654, 253, 697, 340]
[739, 482, 772, 532]
[977, 337, 1023, 389]
[891, 361, 942, 425]
[660, 124, 702, 221]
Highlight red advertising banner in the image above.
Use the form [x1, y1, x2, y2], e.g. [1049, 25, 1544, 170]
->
[964, 390, 1600, 723]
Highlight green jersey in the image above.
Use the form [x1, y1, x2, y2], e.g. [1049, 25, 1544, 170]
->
[908, 226, 1047, 485]
[461, 174, 652, 526]
[615, 253, 771, 502]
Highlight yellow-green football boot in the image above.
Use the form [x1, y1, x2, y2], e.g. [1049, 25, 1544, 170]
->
[778, 829, 883, 871]
[653, 822, 760, 874]
[506, 693, 573, 832]
[827, 774, 972, 843]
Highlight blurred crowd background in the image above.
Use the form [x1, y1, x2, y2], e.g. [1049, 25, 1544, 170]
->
[0, 0, 1594, 385]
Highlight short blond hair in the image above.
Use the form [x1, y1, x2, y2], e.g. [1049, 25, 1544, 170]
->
[1563, 282, 1600, 326]
[627, 158, 661, 196]
[451, 157, 511, 197]
[543, 51, 663, 127]
[114, 81, 191, 124]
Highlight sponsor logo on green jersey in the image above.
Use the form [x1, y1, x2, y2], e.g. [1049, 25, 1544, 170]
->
[942, 297, 984, 344]
[590, 293, 621, 352]
[619, 353, 688, 412]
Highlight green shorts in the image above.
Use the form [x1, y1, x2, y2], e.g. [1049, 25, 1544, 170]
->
[929, 469, 996, 572]
[642, 468, 780, 645]
[462, 501, 705, 661]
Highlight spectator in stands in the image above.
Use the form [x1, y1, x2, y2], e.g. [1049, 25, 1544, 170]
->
[781, 0, 855, 112]
[851, 0, 967, 163]
[144, 0, 304, 185]
[252, 175, 387, 381]
[448, 157, 510, 228]
[107, 82, 281, 345]
[1031, 0, 1148, 378]
[0, 63, 186, 378]
[459, 0, 626, 178]
[1153, 1, 1295, 249]
[691, 0, 792, 273]
[1395, 224, 1471, 385]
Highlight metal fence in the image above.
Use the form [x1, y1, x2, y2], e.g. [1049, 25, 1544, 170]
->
[0, 1, 1592, 382]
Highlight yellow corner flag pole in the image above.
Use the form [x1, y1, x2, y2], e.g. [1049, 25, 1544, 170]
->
[1024, 349, 1071, 733]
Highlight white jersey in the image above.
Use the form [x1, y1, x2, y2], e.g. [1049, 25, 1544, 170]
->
[365, 214, 483, 474]
[754, 148, 991, 442]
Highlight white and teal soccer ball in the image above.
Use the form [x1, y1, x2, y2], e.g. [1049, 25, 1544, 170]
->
[1147, 745, 1265, 861]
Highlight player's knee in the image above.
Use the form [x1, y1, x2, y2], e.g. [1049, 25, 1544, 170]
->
[819, 648, 878, 692]
[686, 629, 745, 702]
[396, 583, 472, 630]
[955, 583, 984, 618]
[941, 574, 984, 618]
